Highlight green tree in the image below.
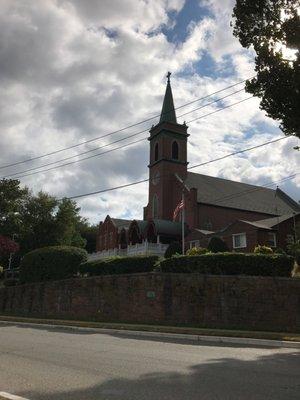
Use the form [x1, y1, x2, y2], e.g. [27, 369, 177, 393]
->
[78, 223, 98, 253]
[232, 0, 300, 137]
[19, 191, 58, 253]
[0, 179, 28, 236]
[0, 179, 88, 257]
[55, 198, 86, 248]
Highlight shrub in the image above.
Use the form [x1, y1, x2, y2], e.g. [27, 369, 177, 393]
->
[295, 249, 300, 265]
[164, 242, 182, 258]
[207, 237, 229, 253]
[79, 255, 159, 276]
[156, 253, 293, 277]
[292, 261, 300, 278]
[254, 245, 273, 254]
[186, 247, 210, 256]
[20, 246, 87, 283]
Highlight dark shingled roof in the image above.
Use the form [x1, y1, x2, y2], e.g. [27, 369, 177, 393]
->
[253, 213, 299, 228]
[111, 218, 132, 230]
[185, 172, 300, 216]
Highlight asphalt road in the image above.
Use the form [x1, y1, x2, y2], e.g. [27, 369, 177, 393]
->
[0, 323, 299, 400]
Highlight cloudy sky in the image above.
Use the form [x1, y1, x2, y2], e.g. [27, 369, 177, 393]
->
[0, 0, 299, 224]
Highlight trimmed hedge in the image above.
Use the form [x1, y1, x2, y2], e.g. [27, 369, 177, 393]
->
[20, 246, 88, 283]
[186, 247, 210, 256]
[156, 253, 294, 277]
[79, 255, 159, 276]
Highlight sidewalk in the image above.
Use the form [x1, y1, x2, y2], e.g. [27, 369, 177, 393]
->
[0, 315, 299, 348]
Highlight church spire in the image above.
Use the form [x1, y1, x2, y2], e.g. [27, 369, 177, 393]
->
[159, 72, 177, 124]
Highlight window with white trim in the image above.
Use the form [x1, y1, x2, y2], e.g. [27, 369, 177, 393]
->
[267, 232, 276, 247]
[232, 233, 247, 249]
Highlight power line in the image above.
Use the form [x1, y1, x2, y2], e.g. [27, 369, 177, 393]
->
[11, 137, 147, 179]
[210, 172, 299, 206]
[58, 135, 293, 200]
[0, 78, 252, 170]
[187, 135, 289, 171]
[10, 98, 290, 180]
[2, 87, 246, 179]
[62, 172, 298, 201]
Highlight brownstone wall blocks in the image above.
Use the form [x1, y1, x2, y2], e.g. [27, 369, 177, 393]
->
[0, 273, 299, 332]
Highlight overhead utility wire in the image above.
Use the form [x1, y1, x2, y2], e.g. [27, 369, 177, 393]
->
[8, 96, 256, 180]
[61, 172, 299, 202]
[0, 77, 252, 170]
[2, 87, 246, 179]
[209, 172, 299, 206]
[58, 135, 292, 200]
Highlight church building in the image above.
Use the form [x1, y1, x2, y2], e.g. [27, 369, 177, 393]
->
[94, 74, 299, 258]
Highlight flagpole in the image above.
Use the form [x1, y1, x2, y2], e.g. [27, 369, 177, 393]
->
[182, 191, 185, 255]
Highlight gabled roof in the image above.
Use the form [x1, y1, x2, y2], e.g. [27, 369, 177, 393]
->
[254, 213, 299, 228]
[111, 218, 132, 230]
[185, 172, 300, 216]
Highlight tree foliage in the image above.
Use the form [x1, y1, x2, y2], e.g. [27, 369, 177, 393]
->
[0, 179, 90, 261]
[0, 235, 19, 256]
[207, 237, 229, 253]
[232, 0, 300, 137]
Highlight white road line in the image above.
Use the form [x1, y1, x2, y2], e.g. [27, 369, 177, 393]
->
[0, 392, 30, 400]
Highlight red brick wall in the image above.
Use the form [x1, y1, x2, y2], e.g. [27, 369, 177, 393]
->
[96, 217, 119, 251]
[197, 203, 275, 232]
[276, 216, 299, 249]
[1, 273, 299, 332]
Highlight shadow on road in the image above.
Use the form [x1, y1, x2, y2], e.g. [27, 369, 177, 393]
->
[17, 350, 300, 400]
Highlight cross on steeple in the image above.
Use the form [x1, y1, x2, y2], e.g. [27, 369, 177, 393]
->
[160, 71, 176, 123]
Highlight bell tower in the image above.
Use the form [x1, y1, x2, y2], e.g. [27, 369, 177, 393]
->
[144, 72, 189, 221]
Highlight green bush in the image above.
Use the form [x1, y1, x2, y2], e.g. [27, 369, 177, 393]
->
[207, 237, 229, 253]
[79, 255, 159, 276]
[254, 245, 273, 254]
[295, 250, 300, 265]
[20, 246, 88, 283]
[164, 242, 182, 258]
[156, 253, 293, 277]
[186, 247, 210, 256]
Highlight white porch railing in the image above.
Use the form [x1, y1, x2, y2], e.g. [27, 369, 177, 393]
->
[88, 241, 168, 261]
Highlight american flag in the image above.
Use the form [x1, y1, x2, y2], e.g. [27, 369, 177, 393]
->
[173, 199, 185, 221]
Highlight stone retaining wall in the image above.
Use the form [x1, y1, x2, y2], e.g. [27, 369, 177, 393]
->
[0, 273, 299, 332]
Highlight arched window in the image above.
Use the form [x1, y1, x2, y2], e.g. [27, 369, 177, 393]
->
[172, 141, 179, 160]
[152, 194, 158, 218]
[154, 142, 159, 161]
